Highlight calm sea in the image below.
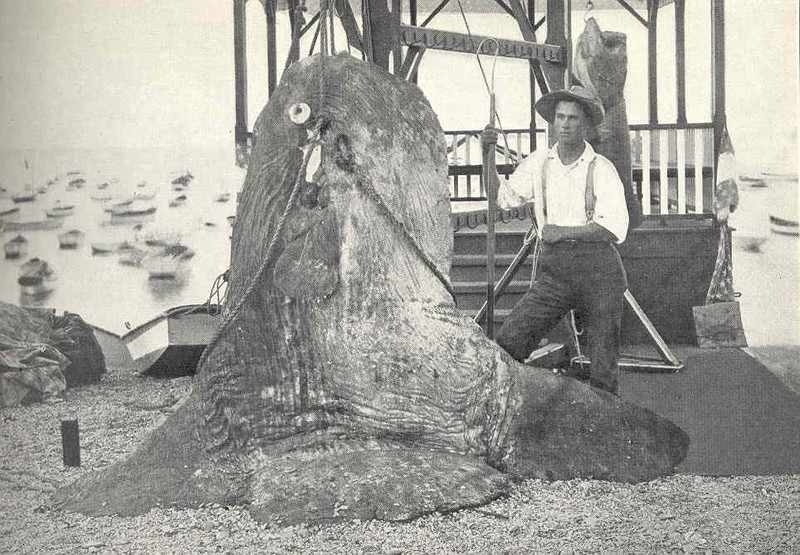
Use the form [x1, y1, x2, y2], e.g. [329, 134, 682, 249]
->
[0, 147, 797, 345]
[0, 147, 243, 335]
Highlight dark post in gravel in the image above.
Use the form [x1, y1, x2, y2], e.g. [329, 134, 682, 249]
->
[60, 419, 80, 467]
[54, 54, 689, 526]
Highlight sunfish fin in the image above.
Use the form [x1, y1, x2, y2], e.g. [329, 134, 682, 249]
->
[248, 441, 509, 525]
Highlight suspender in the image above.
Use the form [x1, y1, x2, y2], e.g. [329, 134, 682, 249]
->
[540, 156, 598, 224]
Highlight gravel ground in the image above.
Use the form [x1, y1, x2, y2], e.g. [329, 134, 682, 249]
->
[1, 366, 798, 554]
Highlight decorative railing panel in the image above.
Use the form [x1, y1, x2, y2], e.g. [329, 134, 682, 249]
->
[445, 123, 716, 215]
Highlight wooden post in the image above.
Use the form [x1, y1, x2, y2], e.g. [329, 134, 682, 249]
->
[711, 0, 726, 162]
[543, 0, 567, 92]
[265, 0, 278, 97]
[675, 0, 687, 125]
[528, 0, 537, 152]
[61, 419, 80, 467]
[485, 94, 498, 338]
[647, 0, 658, 125]
[233, 0, 248, 155]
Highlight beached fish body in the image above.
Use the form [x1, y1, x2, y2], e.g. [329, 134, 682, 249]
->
[574, 17, 642, 229]
[56, 54, 686, 525]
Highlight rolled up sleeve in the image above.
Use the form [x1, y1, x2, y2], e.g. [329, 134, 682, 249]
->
[591, 158, 629, 243]
[498, 152, 540, 210]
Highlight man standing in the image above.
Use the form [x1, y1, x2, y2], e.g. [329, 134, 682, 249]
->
[482, 85, 629, 395]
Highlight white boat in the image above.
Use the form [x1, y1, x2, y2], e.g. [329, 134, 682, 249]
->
[215, 192, 231, 203]
[769, 214, 799, 236]
[46, 201, 75, 218]
[58, 229, 84, 249]
[109, 201, 156, 224]
[4, 234, 27, 259]
[103, 198, 135, 212]
[134, 187, 158, 200]
[119, 247, 147, 267]
[123, 304, 222, 377]
[11, 189, 36, 203]
[18, 257, 56, 296]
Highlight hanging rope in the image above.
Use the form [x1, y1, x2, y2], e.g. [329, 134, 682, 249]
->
[195, 119, 326, 372]
[455, 0, 513, 162]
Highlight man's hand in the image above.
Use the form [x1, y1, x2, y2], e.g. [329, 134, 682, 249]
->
[481, 126, 499, 148]
[541, 224, 563, 244]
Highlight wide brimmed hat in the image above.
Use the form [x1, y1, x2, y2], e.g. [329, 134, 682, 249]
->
[535, 85, 605, 127]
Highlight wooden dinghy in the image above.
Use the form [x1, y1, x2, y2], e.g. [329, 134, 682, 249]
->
[123, 304, 222, 377]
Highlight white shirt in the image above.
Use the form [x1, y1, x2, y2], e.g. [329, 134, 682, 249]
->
[498, 141, 629, 243]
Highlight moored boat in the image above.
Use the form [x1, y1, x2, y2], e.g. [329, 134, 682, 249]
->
[769, 214, 799, 236]
[46, 201, 75, 218]
[123, 304, 222, 377]
[108, 201, 157, 224]
[103, 198, 135, 212]
[67, 177, 86, 189]
[11, 189, 36, 203]
[215, 192, 231, 203]
[168, 194, 187, 207]
[18, 257, 56, 296]
[3, 234, 28, 259]
[58, 229, 84, 249]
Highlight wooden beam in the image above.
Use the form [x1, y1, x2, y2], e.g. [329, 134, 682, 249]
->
[675, 0, 686, 124]
[420, 0, 453, 28]
[506, 0, 550, 94]
[647, 0, 658, 124]
[398, 25, 564, 62]
[392, 0, 402, 73]
[489, 0, 517, 19]
[613, 0, 648, 27]
[334, 0, 364, 52]
[233, 0, 248, 149]
[543, 0, 567, 96]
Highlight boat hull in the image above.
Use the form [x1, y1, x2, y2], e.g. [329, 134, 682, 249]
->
[123, 305, 222, 377]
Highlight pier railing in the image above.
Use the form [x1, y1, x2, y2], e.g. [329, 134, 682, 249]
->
[446, 123, 716, 215]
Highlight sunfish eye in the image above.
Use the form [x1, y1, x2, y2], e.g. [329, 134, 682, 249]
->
[288, 102, 311, 124]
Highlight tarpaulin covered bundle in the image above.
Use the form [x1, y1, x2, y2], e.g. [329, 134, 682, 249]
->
[0, 302, 106, 407]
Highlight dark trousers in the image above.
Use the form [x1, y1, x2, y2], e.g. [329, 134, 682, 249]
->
[495, 241, 628, 394]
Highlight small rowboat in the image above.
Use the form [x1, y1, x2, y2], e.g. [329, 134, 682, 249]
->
[109, 202, 156, 224]
[11, 190, 36, 203]
[46, 201, 75, 218]
[3, 234, 27, 259]
[123, 304, 221, 377]
[18, 257, 56, 296]
[769, 214, 799, 236]
[59, 229, 84, 249]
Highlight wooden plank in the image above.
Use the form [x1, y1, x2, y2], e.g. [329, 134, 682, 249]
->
[676, 128, 687, 214]
[613, 0, 649, 27]
[659, 129, 669, 214]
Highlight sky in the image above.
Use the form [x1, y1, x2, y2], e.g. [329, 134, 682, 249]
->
[0, 0, 797, 174]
